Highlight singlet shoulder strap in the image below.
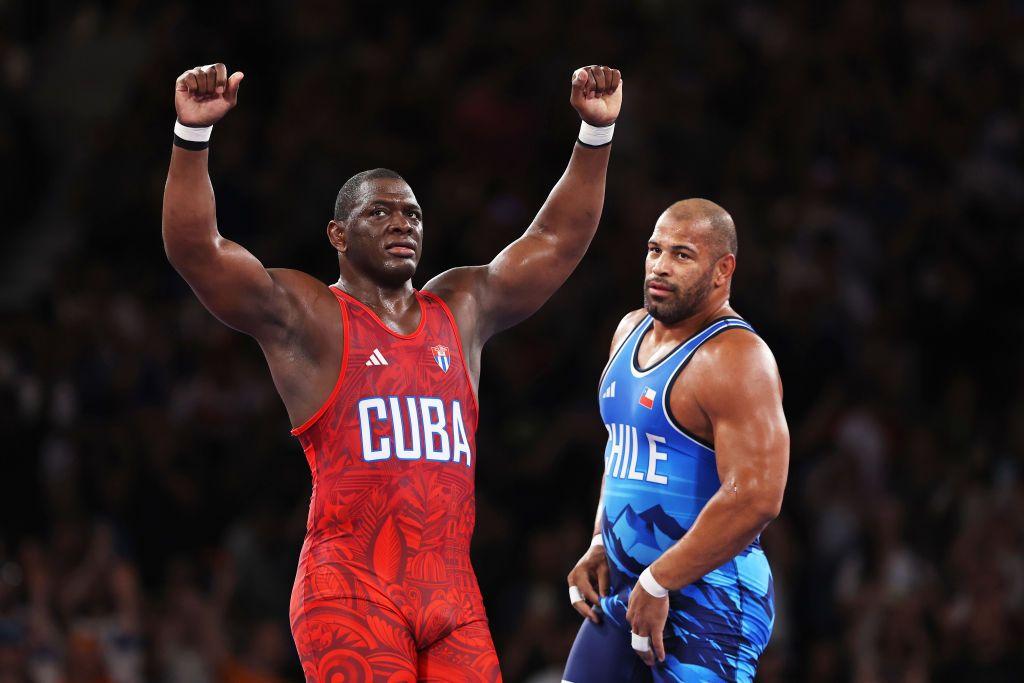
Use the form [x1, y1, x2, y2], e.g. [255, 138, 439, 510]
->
[598, 314, 652, 389]
[418, 289, 479, 414]
[660, 316, 757, 450]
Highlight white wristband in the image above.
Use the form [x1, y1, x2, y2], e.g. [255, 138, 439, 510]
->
[174, 120, 213, 142]
[578, 120, 614, 147]
[590, 534, 604, 549]
[639, 566, 669, 598]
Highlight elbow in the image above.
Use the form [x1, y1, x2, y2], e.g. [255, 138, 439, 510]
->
[750, 490, 783, 526]
[162, 228, 217, 273]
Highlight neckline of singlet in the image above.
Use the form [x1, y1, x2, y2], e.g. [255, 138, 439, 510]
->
[330, 285, 428, 340]
[631, 315, 748, 375]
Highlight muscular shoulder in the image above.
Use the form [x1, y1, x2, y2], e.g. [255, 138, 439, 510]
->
[423, 266, 485, 308]
[263, 268, 337, 337]
[423, 266, 487, 342]
[687, 329, 782, 413]
[609, 309, 647, 355]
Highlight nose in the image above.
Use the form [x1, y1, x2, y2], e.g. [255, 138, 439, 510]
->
[388, 214, 414, 234]
[650, 251, 671, 276]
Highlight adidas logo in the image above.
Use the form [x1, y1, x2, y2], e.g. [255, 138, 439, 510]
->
[602, 381, 616, 399]
[365, 348, 389, 366]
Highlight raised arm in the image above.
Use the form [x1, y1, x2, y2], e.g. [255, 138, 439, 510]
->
[162, 63, 301, 341]
[426, 66, 622, 344]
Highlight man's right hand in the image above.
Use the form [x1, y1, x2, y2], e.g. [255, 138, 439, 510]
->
[567, 540, 610, 624]
[174, 63, 244, 127]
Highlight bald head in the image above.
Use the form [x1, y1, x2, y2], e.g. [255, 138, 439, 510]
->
[663, 198, 737, 258]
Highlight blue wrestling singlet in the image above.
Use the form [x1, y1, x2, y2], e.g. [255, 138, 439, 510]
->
[563, 315, 774, 683]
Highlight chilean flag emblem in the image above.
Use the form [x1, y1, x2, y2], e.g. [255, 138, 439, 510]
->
[638, 386, 656, 409]
[431, 344, 451, 373]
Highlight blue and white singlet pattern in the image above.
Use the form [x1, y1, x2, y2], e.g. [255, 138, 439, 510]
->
[567, 315, 774, 683]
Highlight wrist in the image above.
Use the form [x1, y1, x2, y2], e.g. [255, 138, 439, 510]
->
[638, 565, 669, 599]
[577, 120, 615, 148]
[589, 533, 604, 551]
[173, 120, 213, 151]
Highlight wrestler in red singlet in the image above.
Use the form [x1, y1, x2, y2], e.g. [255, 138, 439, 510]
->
[289, 288, 490, 680]
[163, 61, 622, 681]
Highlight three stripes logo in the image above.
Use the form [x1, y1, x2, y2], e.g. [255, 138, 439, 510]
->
[601, 381, 616, 399]
[365, 348, 389, 367]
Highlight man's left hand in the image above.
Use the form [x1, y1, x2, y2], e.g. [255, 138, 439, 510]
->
[626, 577, 669, 666]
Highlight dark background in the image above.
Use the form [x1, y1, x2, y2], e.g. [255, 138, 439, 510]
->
[2, 1, 1023, 681]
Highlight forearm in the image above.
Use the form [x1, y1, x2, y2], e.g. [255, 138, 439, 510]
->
[162, 147, 220, 267]
[650, 487, 777, 591]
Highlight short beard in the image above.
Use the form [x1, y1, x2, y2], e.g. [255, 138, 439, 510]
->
[644, 266, 715, 325]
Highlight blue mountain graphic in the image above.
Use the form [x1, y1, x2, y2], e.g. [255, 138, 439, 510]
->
[604, 504, 688, 576]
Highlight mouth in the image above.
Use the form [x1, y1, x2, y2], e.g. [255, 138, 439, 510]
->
[646, 280, 675, 296]
[384, 241, 417, 259]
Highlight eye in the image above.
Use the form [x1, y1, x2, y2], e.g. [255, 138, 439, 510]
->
[406, 209, 421, 220]
[648, 246, 660, 255]
[676, 252, 690, 260]
[371, 208, 387, 217]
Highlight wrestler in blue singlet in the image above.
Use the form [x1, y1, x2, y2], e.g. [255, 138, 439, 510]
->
[563, 315, 774, 683]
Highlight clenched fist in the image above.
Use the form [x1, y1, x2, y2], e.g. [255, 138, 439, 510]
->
[175, 63, 244, 127]
[570, 65, 623, 127]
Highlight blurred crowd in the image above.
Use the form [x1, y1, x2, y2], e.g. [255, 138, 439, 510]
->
[2, 1, 1023, 681]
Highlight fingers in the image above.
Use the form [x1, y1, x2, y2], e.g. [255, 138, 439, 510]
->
[194, 67, 208, 93]
[175, 71, 192, 92]
[572, 65, 622, 102]
[632, 627, 655, 667]
[213, 63, 228, 93]
[589, 66, 607, 94]
[578, 571, 601, 607]
[571, 597, 599, 624]
[651, 627, 666, 664]
[225, 71, 244, 104]
[571, 67, 589, 89]
[597, 563, 610, 597]
[608, 67, 621, 93]
[568, 565, 602, 624]
[177, 64, 238, 100]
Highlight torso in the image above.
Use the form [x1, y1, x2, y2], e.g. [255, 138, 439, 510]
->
[597, 310, 759, 576]
[255, 272, 482, 430]
[290, 285, 481, 596]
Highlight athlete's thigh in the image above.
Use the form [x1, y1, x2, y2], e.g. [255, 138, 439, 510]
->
[417, 618, 502, 682]
[651, 660, 730, 683]
[563, 617, 650, 683]
[290, 596, 418, 683]
[653, 638, 754, 683]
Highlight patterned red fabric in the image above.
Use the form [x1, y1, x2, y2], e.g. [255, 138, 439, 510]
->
[288, 286, 501, 682]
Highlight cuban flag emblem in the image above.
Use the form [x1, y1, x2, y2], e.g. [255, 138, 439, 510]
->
[431, 344, 451, 373]
[638, 386, 656, 409]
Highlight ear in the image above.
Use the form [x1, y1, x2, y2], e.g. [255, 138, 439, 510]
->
[714, 253, 736, 286]
[327, 220, 346, 254]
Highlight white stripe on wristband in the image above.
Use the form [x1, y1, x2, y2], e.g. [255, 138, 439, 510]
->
[590, 533, 604, 549]
[174, 120, 213, 142]
[578, 120, 614, 147]
[639, 566, 669, 598]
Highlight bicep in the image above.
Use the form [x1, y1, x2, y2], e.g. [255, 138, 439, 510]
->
[703, 343, 789, 495]
[479, 228, 574, 333]
[170, 236, 293, 339]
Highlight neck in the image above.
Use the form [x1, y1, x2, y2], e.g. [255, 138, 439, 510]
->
[649, 295, 733, 344]
[335, 270, 416, 315]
